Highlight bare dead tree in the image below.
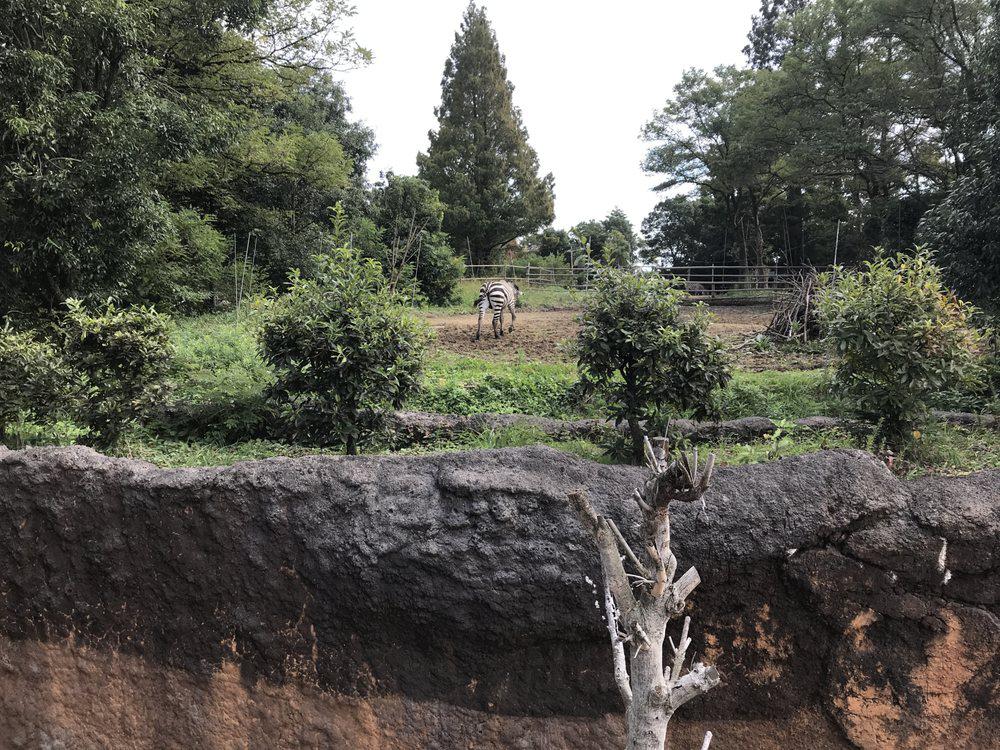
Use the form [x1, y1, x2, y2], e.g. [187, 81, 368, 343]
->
[385, 210, 432, 296]
[569, 437, 721, 750]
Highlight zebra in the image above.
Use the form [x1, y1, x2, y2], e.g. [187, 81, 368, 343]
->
[474, 280, 521, 340]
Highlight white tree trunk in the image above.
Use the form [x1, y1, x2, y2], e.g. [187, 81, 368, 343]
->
[569, 438, 721, 750]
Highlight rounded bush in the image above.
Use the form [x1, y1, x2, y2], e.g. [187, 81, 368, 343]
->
[259, 248, 429, 453]
[577, 269, 731, 462]
[817, 248, 984, 446]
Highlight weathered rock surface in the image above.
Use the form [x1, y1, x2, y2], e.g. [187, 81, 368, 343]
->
[0, 445, 996, 748]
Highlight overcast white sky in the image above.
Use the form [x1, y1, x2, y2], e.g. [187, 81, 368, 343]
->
[338, 0, 759, 231]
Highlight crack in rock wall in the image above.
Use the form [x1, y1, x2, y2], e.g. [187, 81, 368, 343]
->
[0, 445, 996, 748]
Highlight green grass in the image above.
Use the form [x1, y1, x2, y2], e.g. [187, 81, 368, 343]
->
[412, 353, 596, 418]
[716, 369, 836, 420]
[425, 279, 589, 314]
[114, 433, 342, 467]
[388, 424, 612, 463]
[114, 420, 1000, 478]
[122, 311, 999, 476]
[170, 311, 270, 403]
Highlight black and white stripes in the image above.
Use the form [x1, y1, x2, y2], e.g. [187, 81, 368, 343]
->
[474, 280, 521, 340]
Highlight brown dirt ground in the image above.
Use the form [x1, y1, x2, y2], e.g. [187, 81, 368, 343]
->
[424, 305, 828, 371]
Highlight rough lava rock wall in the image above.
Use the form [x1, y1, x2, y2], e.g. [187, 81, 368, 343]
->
[0, 445, 996, 748]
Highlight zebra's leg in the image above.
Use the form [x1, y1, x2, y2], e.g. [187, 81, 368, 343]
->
[476, 303, 486, 340]
[508, 303, 516, 333]
[494, 308, 503, 338]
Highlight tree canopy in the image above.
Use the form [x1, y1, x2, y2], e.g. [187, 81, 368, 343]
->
[417, 2, 555, 265]
[0, 0, 371, 314]
[641, 0, 996, 289]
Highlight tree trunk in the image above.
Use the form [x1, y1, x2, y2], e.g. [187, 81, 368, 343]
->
[627, 415, 645, 465]
[626, 609, 670, 750]
[569, 439, 721, 750]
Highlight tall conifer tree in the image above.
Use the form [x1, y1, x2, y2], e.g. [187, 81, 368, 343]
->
[418, 3, 554, 264]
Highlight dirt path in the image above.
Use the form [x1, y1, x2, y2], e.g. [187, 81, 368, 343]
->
[424, 305, 827, 370]
[424, 310, 580, 362]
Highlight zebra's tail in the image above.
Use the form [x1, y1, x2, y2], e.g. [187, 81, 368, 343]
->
[475, 295, 489, 340]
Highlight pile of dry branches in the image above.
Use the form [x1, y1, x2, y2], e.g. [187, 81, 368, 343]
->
[569, 438, 720, 750]
[766, 271, 822, 343]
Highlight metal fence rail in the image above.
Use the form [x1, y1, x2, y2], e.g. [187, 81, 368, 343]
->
[464, 263, 595, 288]
[463, 263, 827, 303]
[661, 265, 827, 300]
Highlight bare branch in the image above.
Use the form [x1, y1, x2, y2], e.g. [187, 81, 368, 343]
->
[568, 492, 636, 618]
[604, 583, 632, 707]
[672, 567, 701, 610]
[670, 662, 720, 709]
[668, 615, 692, 682]
[632, 488, 653, 514]
[597, 519, 637, 617]
[700, 730, 714, 750]
[568, 491, 598, 535]
[606, 517, 651, 579]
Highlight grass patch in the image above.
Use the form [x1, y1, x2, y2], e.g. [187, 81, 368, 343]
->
[113, 433, 341, 467]
[170, 312, 270, 403]
[425, 279, 589, 314]
[717, 370, 836, 420]
[895, 423, 1000, 477]
[389, 424, 612, 464]
[411, 353, 597, 418]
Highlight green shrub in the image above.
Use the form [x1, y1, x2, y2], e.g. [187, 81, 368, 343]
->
[577, 269, 731, 462]
[0, 325, 77, 445]
[139, 208, 228, 312]
[158, 312, 274, 441]
[415, 236, 465, 305]
[259, 249, 429, 453]
[63, 299, 175, 448]
[817, 248, 984, 447]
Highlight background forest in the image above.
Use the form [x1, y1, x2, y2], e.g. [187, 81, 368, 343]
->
[3, 0, 999, 314]
[640, 0, 999, 313]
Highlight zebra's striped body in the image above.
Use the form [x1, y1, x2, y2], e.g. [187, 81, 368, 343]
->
[475, 280, 521, 340]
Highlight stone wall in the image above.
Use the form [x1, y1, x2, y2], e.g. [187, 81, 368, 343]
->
[0, 445, 995, 748]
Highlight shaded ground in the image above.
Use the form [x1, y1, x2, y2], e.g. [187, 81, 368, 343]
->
[424, 304, 828, 370]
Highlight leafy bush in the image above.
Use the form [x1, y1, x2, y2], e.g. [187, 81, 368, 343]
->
[415, 236, 465, 306]
[156, 312, 274, 441]
[140, 208, 228, 312]
[259, 249, 429, 453]
[577, 269, 731, 462]
[63, 299, 175, 448]
[0, 325, 77, 445]
[817, 249, 984, 447]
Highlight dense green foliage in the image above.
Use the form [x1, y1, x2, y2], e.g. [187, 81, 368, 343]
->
[139, 209, 229, 312]
[417, 2, 555, 264]
[818, 250, 984, 446]
[0, 0, 370, 313]
[357, 174, 464, 305]
[918, 0, 1000, 312]
[577, 270, 731, 461]
[259, 250, 428, 453]
[62, 299, 174, 447]
[572, 209, 643, 268]
[0, 326, 74, 444]
[642, 0, 995, 272]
